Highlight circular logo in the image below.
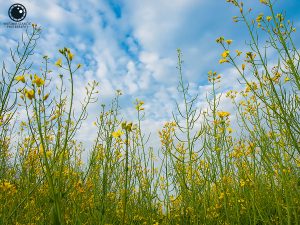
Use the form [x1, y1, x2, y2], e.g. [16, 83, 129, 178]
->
[8, 4, 27, 22]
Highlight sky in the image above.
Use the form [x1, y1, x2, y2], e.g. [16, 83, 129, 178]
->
[0, 0, 300, 150]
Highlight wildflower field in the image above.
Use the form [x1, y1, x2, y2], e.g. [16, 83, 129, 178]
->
[1, 0, 300, 224]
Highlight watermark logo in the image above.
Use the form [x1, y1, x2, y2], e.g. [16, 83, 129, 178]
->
[2, 3, 31, 28]
[8, 4, 27, 22]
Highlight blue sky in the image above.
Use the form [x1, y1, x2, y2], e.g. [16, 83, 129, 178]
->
[0, 0, 299, 147]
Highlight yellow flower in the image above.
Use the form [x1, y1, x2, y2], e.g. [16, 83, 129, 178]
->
[135, 99, 145, 111]
[46, 150, 52, 158]
[43, 93, 50, 101]
[77, 64, 82, 69]
[1, 181, 14, 191]
[216, 36, 224, 43]
[55, 58, 62, 67]
[260, 0, 268, 5]
[219, 58, 229, 64]
[68, 52, 74, 61]
[33, 74, 45, 87]
[284, 77, 290, 83]
[296, 158, 300, 167]
[240, 179, 246, 187]
[226, 0, 238, 6]
[25, 89, 35, 100]
[246, 52, 256, 60]
[226, 39, 233, 45]
[276, 13, 284, 22]
[15, 75, 26, 83]
[266, 16, 272, 22]
[256, 13, 264, 23]
[232, 16, 238, 22]
[217, 111, 230, 118]
[221, 50, 230, 58]
[219, 192, 225, 200]
[126, 122, 133, 132]
[121, 121, 133, 132]
[112, 129, 124, 138]
[50, 115, 58, 121]
[235, 50, 242, 56]
[242, 64, 246, 70]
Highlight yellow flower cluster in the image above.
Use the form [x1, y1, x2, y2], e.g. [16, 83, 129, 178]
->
[24, 89, 35, 100]
[112, 129, 124, 139]
[217, 111, 230, 118]
[0, 180, 17, 193]
[219, 48, 232, 64]
[135, 99, 145, 111]
[15, 75, 26, 83]
[55, 58, 62, 67]
[208, 71, 222, 83]
[121, 121, 133, 132]
[158, 122, 176, 147]
[33, 74, 45, 87]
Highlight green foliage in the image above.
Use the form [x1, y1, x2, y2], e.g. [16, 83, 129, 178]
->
[0, 1, 299, 224]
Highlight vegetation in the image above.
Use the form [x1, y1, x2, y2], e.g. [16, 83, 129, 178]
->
[0, 0, 299, 224]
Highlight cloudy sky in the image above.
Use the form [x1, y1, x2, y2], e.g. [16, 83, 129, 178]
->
[0, 0, 299, 149]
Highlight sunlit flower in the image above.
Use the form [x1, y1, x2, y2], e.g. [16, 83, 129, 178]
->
[221, 50, 230, 58]
[256, 13, 264, 23]
[1, 181, 15, 191]
[15, 75, 25, 83]
[246, 52, 256, 60]
[242, 64, 246, 70]
[112, 129, 124, 138]
[55, 58, 62, 67]
[43, 93, 50, 101]
[219, 192, 225, 200]
[216, 36, 224, 43]
[235, 50, 242, 56]
[135, 99, 145, 111]
[121, 121, 133, 132]
[33, 74, 45, 87]
[217, 111, 230, 118]
[219, 58, 229, 64]
[68, 52, 74, 61]
[284, 77, 290, 83]
[46, 150, 52, 158]
[226, 39, 233, 45]
[240, 179, 246, 187]
[260, 0, 269, 5]
[25, 89, 35, 100]
[276, 13, 284, 22]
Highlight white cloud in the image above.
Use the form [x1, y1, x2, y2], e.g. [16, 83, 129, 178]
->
[1, 0, 291, 156]
[139, 51, 177, 83]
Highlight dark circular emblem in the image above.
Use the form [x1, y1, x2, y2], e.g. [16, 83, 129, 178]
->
[8, 4, 27, 22]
